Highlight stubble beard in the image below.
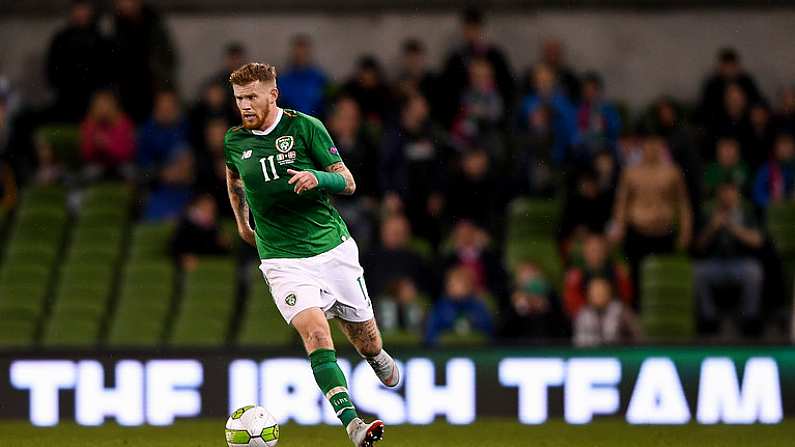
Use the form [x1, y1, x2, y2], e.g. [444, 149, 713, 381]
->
[240, 102, 271, 130]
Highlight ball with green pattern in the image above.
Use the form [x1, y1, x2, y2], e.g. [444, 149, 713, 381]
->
[225, 405, 280, 447]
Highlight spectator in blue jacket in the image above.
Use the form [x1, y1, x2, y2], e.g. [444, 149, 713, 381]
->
[752, 133, 795, 209]
[278, 34, 329, 117]
[520, 64, 577, 166]
[572, 72, 621, 164]
[137, 90, 190, 173]
[424, 266, 494, 346]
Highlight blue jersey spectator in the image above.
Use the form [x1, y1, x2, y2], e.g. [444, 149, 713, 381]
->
[424, 266, 494, 346]
[752, 133, 795, 209]
[572, 72, 621, 163]
[520, 64, 577, 166]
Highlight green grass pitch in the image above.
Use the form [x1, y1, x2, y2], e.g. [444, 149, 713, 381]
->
[1, 418, 793, 446]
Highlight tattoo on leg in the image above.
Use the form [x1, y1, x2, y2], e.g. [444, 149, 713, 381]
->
[338, 319, 382, 357]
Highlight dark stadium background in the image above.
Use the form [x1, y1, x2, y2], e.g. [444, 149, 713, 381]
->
[0, 0, 794, 442]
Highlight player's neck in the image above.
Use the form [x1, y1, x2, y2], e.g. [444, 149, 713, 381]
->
[258, 106, 283, 133]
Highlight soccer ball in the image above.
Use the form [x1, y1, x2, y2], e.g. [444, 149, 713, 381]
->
[225, 405, 280, 447]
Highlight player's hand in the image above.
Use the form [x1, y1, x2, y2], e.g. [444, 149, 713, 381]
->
[287, 169, 319, 194]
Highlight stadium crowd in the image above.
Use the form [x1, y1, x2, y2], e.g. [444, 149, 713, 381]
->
[1, 0, 794, 346]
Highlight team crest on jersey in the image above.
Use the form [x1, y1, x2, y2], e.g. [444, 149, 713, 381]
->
[285, 293, 297, 306]
[241, 150, 253, 159]
[275, 136, 294, 153]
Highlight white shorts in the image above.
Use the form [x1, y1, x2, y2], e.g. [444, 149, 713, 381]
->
[259, 238, 374, 325]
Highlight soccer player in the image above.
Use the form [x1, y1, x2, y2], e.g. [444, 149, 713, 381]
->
[224, 63, 398, 447]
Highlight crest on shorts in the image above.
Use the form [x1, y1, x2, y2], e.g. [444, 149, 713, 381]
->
[285, 293, 297, 306]
[275, 136, 294, 153]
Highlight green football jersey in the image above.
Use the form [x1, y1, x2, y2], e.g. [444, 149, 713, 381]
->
[224, 108, 350, 259]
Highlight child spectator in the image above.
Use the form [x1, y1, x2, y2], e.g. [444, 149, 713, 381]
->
[170, 193, 230, 270]
[424, 266, 494, 346]
[441, 219, 509, 304]
[574, 278, 641, 347]
[704, 137, 750, 197]
[80, 90, 136, 179]
[499, 261, 567, 339]
[33, 133, 64, 186]
[564, 233, 633, 317]
[377, 278, 426, 334]
[752, 133, 795, 209]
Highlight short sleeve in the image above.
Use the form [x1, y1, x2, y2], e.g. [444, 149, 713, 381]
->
[224, 130, 238, 173]
[306, 116, 343, 168]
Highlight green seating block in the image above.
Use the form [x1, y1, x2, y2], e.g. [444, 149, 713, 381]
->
[107, 313, 165, 348]
[640, 255, 695, 341]
[0, 320, 37, 348]
[42, 314, 101, 348]
[238, 277, 295, 348]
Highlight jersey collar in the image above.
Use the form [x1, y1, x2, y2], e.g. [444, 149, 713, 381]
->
[251, 107, 283, 136]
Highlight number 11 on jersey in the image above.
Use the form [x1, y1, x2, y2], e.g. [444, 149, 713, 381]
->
[260, 156, 279, 182]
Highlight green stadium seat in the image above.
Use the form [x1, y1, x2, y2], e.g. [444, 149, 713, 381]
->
[128, 222, 175, 261]
[71, 225, 124, 246]
[0, 284, 48, 315]
[59, 263, 115, 284]
[768, 203, 795, 256]
[106, 314, 164, 348]
[169, 316, 228, 348]
[506, 198, 560, 240]
[42, 313, 102, 348]
[0, 320, 37, 348]
[20, 185, 67, 207]
[237, 271, 295, 348]
[123, 260, 175, 284]
[640, 255, 695, 341]
[382, 331, 422, 346]
[64, 244, 120, 264]
[82, 183, 132, 207]
[79, 207, 128, 225]
[438, 331, 489, 347]
[0, 264, 50, 285]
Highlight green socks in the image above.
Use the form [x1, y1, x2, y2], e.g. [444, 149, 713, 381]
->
[309, 349, 358, 427]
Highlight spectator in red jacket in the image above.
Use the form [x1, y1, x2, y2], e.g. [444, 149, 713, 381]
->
[564, 232, 633, 317]
[80, 89, 136, 179]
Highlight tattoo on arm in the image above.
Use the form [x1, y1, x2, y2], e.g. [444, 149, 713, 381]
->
[326, 162, 356, 195]
[226, 167, 251, 231]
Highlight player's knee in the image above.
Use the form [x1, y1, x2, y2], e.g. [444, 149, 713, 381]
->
[304, 327, 333, 351]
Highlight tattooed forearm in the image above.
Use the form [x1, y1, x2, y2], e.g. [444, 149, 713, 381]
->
[326, 162, 356, 195]
[226, 167, 254, 245]
[336, 319, 382, 357]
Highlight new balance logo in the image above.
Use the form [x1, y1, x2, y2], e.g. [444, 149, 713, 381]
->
[242, 150, 253, 159]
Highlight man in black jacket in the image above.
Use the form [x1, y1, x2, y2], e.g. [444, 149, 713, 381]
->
[46, 0, 111, 122]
